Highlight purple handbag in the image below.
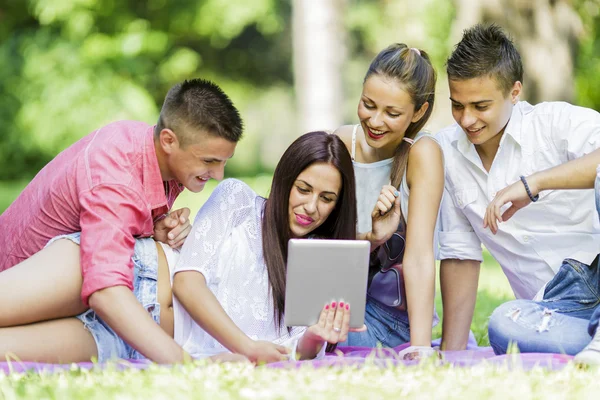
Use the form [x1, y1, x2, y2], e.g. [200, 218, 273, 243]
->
[367, 217, 408, 311]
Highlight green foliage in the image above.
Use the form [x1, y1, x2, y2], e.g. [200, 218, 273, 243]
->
[0, 0, 596, 181]
[574, 0, 600, 110]
[0, 0, 291, 179]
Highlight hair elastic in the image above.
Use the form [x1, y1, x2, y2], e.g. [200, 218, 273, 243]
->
[410, 48, 421, 56]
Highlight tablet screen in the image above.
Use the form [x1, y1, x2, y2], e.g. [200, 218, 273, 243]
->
[284, 239, 370, 329]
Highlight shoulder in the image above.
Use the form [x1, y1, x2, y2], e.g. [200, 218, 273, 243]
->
[409, 134, 443, 159]
[524, 101, 599, 122]
[88, 120, 151, 159]
[407, 134, 444, 180]
[331, 124, 356, 151]
[95, 120, 150, 142]
[211, 179, 258, 204]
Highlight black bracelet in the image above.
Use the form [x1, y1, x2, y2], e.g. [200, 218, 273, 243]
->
[519, 175, 539, 202]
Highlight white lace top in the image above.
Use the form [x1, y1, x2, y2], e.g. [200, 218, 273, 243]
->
[170, 179, 321, 359]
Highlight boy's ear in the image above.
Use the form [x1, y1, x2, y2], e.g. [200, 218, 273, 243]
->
[411, 101, 430, 123]
[510, 81, 523, 104]
[159, 129, 179, 154]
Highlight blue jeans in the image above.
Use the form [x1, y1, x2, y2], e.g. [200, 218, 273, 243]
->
[488, 256, 600, 355]
[488, 166, 600, 355]
[339, 296, 411, 347]
[47, 233, 161, 362]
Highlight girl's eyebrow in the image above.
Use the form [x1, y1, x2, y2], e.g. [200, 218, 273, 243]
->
[296, 180, 338, 197]
[362, 95, 405, 111]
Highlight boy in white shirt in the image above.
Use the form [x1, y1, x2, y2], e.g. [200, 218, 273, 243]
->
[436, 24, 600, 359]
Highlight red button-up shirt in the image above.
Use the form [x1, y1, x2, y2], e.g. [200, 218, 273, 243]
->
[0, 121, 183, 304]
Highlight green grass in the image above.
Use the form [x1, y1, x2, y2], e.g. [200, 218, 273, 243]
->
[4, 178, 589, 400]
[1, 360, 599, 399]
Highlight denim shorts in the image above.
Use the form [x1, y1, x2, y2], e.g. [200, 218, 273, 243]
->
[595, 165, 600, 223]
[339, 296, 411, 348]
[47, 233, 161, 363]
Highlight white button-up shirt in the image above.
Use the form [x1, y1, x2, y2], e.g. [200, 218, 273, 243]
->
[437, 101, 600, 299]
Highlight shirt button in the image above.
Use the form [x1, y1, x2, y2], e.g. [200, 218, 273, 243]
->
[523, 235, 530, 243]
[457, 199, 463, 206]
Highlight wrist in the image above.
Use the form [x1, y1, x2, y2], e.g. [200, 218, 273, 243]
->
[527, 172, 544, 195]
[366, 231, 384, 250]
[519, 175, 539, 202]
[234, 336, 256, 356]
[297, 332, 324, 360]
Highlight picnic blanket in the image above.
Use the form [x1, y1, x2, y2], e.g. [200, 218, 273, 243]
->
[0, 343, 573, 374]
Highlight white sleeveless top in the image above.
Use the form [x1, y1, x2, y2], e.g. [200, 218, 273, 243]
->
[351, 124, 442, 257]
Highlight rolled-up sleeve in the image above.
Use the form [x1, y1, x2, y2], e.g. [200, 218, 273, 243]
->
[438, 187, 483, 262]
[79, 184, 150, 305]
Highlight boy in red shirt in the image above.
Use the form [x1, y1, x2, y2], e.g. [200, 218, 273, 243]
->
[0, 79, 243, 363]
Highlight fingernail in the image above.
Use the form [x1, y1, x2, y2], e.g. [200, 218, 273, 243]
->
[346, 304, 350, 310]
[325, 304, 329, 310]
[339, 301, 344, 308]
[331, 301, 337, 308]
[168, 233, 174, 239]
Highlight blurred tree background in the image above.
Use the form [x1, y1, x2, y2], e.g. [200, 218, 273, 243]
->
[0, 0, 599, 211]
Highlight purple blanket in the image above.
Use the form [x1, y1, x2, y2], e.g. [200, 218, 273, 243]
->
[0, 343, 573, 374]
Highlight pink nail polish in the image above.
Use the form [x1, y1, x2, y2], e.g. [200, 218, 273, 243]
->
[339, 301, 345, 308]
[346, 304, 350, 310]
[325, 304, 329, 310]
[331, 301, 337, 308]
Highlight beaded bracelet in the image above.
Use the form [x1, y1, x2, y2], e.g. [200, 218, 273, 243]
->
[519, 175, 539, 202]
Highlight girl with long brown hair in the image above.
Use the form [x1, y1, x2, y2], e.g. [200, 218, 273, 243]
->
[334, 44, 444, 359]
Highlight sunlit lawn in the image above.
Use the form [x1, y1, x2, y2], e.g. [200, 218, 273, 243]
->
[4, 178, 589, 400]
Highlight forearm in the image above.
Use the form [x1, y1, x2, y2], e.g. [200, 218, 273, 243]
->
[529, 148, 600, 193]
[173, 271, 252, 354]
[89, 286, 187, 363]
[439, 259, 480, 350]
[403, 255, 435, 346]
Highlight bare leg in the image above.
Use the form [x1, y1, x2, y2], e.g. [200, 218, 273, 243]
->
[0, 318, 97, 363]
[0, 239, 87, 327]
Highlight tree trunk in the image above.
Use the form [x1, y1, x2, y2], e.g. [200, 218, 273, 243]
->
[292, 0, 346, 134]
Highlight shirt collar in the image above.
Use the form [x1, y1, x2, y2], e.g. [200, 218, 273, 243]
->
[502, 101, 528, 146]
[143, 126, 169, 209]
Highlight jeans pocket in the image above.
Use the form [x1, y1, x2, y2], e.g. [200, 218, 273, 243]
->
[544, 259, 600, 303]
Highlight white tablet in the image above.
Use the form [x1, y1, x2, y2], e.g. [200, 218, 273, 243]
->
[284, 239, 370, 329]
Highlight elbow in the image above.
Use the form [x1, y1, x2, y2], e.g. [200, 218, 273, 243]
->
[172, 273, 185, 299]
[88, 286, 117, 314]
[172, 270, 207, 301]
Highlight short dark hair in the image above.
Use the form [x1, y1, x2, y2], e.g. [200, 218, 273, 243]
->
[446, 24, 523, 94]
[262, 131, 357, 329]
[155, 79, 243, 145]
